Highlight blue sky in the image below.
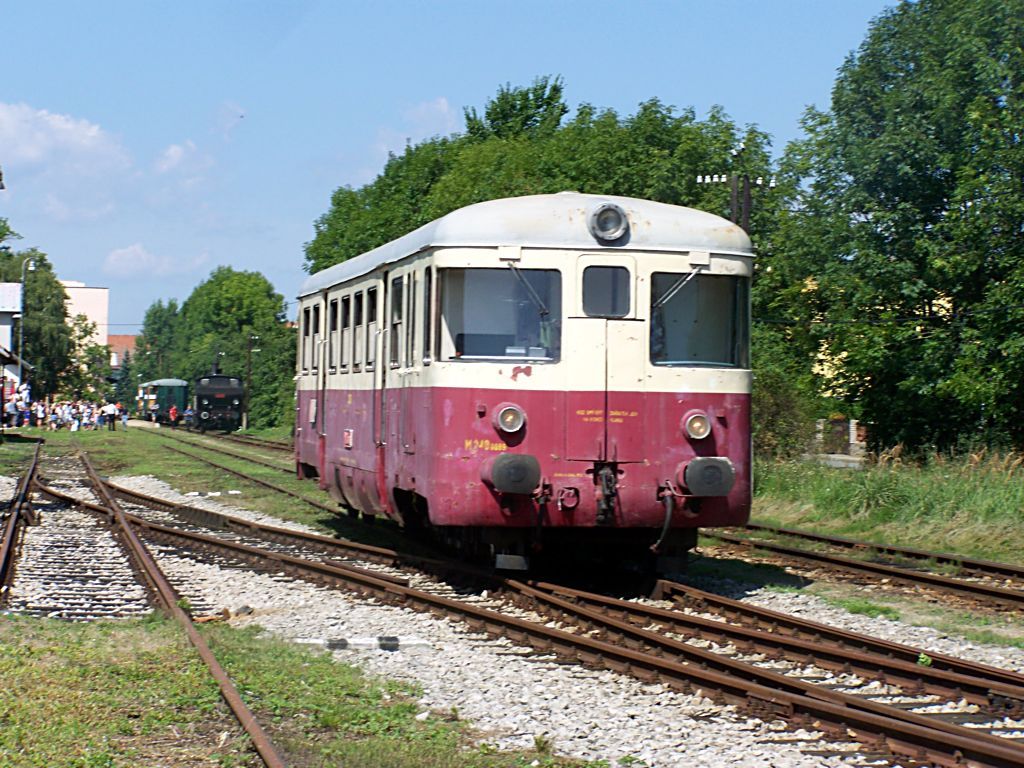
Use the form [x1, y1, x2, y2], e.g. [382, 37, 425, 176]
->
[0, 0, 893, 333]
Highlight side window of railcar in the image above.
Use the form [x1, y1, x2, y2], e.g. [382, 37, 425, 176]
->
[423, 268, 433, 364]
[366, 287, 377, 370]
[438, 268, 561, 361]
[406, 273, 417, 367]
[311, 304, 321, 372]
[390, 276, 404, 367]
[340, 296, 350, 370]
[353, 292, 364, 371]
[583, 266, 631, 318]
[649, 272, 750, 367]
[301, 306, 311, 373]
[328, 299, 338, 373]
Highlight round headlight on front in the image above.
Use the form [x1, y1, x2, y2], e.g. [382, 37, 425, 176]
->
[588, 202, 629, 242]
[683, 411, 712, 440]
[493, 404, 526, 434]
[232, 399, 240, 406]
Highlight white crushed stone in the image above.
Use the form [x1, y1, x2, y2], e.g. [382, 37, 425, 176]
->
[20, 473, 1024, 766]
[155, 551, 848, 767]
[730, 586, 1024, 674]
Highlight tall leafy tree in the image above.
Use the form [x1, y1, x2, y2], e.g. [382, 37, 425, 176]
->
[464, 76, 568, 140]
[170, 267, 294, 428]
[135, 299, 180, 382]
[771, 0, 1024, 450]
[0, 245, 73, 398]
[61, 315, 112, 400]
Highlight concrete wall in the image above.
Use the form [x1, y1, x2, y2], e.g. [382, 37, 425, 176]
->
[61, 281, 109, 346]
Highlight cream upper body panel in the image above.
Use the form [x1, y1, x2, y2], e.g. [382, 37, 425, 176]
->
[297, 194, 753, 396]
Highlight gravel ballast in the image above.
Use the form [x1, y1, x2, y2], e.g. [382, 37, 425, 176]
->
[30, 474, 1024, 766]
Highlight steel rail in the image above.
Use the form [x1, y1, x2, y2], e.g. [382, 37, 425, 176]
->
[153, 429, 293, 475]
[76, 454, 289, 768]
[37, 476, 1024, 766]
[101, 479, 485, 580]
[102, 475, 1024, 704]
[217, 433, 293, 453]
[0, 443, 41, 600]
[525, 580, 1024, 714]
[656, 580, 1024, 692]
[744, 522, 1024, 581]
[36, 475, 1024, 768]
[505, 579, 1024, 768]
[706, 530, 1024, 609]
[156, 442, 341, 516]
[31, 481, 411, 593]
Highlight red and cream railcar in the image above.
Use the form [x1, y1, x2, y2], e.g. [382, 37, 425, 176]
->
[295, 193, 752, 568]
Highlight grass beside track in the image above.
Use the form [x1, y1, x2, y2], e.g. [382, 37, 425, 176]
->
[689, 453, 1024, 648]
[0, 615, 582, 768]
[0, 426, 589, 767]
[752, 454, 1024, 566]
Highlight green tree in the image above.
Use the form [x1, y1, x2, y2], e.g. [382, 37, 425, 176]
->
[0, 245, 73, 399]
[770, 0, 1024, 450]
[135, 299, 180, 382]
[464, 76, 568, 140]
[172, 267, 294, 428]
[61, 315, 112, 400]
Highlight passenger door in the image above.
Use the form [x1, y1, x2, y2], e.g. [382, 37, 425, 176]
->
[564, 255, 646, 462]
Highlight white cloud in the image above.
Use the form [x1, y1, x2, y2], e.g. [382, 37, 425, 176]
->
[103, 243, 208, 278]
[403, 96, 459, 137]
[0, 102, 131, 172]
[216, 101, 247, 140]
[155, 140, 196, 173]
[0, 102, 132, 221]
[372, 96, 460, 161]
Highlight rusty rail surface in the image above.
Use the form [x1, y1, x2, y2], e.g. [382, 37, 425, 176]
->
[656, 579, 1024, 692]
[153, 429, 293, 475]
[706, 529, 1024, 609]
[76, 453, 288, 768]
[744, 521, 1024, 581]
[157, 442, 340, 515]
[37, 472, 1024, 767]
[101, 478, 1024, 699]
[527, 580, 1024, 714]
[0, 443, 41, 600]
[505, 579, 1024, 767]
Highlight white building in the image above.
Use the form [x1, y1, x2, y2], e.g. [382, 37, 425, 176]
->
[0, 281, 29, 395]
[61, 280, 109, 346]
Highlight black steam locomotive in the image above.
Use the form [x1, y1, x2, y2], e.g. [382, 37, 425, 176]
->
[193, 373, 244, 432]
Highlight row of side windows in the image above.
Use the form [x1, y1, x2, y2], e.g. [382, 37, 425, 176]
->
[300, 268, 434, 375]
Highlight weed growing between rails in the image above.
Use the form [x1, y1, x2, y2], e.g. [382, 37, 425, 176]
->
[752, 449, 1024, 564]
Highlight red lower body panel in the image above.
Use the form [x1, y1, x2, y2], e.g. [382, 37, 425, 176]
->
[295, 386, 750, 530]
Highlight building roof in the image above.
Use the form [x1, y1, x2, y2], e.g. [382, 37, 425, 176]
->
[139, 378, 188, 387]
[299, 192, 753, 298]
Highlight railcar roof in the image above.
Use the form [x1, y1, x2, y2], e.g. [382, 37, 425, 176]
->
[299, 193, 753, 297]
[139, 378, 188, 387]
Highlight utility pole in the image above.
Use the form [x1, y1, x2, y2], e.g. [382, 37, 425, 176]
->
[244, 333, 260, 430]
[17, 257, 34, 390]
[696, 142, 774, 234]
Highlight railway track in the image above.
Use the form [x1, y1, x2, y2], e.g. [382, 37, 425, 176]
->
[149, 424, 1024, 618]
[35, 465, 1024, 767]
[3, 449, 288, 768]
[707, 528, 1024, 611]
[744, 521, 1024, 583]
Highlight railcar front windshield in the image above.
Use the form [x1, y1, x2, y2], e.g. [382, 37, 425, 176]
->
[650, 271, 749, 367]
[440, 268, 561, 361]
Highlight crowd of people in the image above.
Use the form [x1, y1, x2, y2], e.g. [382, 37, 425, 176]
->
[3, 385, 130, 432]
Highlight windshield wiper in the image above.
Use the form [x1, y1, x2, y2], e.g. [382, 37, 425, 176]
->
[508, 262, 549, 317]
[653, 266, 702, 308]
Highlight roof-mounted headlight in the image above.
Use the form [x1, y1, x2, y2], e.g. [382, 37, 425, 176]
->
[588, 202, 629, 242]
